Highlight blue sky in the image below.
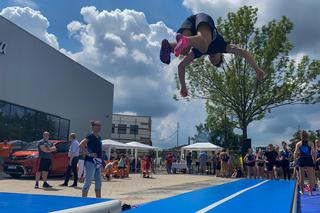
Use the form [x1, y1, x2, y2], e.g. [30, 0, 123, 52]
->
[1, 0, 320, 148]
[0, 0, 190, 51]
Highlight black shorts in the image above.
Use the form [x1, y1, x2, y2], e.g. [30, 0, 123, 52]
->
[257, 163, 264, 167]
[275, 160, 281, 168]
[246, 163, 255, 167]
[298, 157, 314, 167]
[177, 13, 215, 35]
[38, 158, 51, 172]
[266, 162, 275, 171]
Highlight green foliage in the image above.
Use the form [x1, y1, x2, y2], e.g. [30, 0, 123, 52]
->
[179, 6, 320, 140]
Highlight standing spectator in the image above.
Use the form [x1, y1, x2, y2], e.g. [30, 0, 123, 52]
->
[165, 153, 173, 174]
[199, 151, 208, 174]
[274, 145, 281, 179]
[219, 149, 229, 178]
[118, 154, 126, 178]
[294, 130, 316, 195]
[227, 150, 234, 177]
[61, 133, 79, 187]
[211, 152, 217, 176]
[280, 141, 291, 180]
[35, 132, 56, 188]
[80, 121, 103, 198]
[264, 144, 278, 180]
[78, 146, 86, 183]
[216, 152, 221, 177]
[0, 139, 12, 172]
[244, 148, 255, 179]
[315, 139, 320, 187]
[186, 152, 193, 174]
[255, 148, 265, 179]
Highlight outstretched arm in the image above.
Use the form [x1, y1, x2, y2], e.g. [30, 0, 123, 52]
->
[178, 52, 195, 97]
[226, 44, 265, 81]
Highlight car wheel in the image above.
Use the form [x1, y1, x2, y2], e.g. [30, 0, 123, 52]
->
[9, 174, 22, 178]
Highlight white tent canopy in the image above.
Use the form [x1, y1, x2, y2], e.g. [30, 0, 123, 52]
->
[102, 139, 135, 150]
[127, 141, 162, 171]
[181, 142, 223, 151]
[127, 141, 162, 151]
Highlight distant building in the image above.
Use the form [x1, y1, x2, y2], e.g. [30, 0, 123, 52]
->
[0, 15, 113, 141]
[111, 114, 152, 145]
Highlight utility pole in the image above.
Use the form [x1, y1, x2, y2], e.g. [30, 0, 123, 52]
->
[176, 122, 179, 147]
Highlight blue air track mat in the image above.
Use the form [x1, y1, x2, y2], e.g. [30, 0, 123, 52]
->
[127, 179, 297, 213]
[300, 190, 320, 213]
[0, 192, 121, 213]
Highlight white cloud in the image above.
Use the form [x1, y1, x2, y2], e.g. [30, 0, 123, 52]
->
[0, 7, 59, 49]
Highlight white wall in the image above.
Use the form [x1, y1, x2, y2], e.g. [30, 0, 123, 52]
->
[0, 16, 114, 139]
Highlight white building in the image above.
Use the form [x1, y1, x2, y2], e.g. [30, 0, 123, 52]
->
[0, 15, 114, 141]
[111, 114, 152, 145]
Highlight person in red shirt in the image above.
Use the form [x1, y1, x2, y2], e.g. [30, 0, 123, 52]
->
[0, 140, 12, 172]
[166, 153, 173, 174]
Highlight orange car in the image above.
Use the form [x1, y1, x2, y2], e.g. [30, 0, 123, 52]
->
[4, 140, 70, 178]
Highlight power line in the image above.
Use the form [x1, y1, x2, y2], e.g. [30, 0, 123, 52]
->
[153, 130, 177, 141]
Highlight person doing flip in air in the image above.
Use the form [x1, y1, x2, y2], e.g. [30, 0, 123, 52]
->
[160, 13, 265, 97]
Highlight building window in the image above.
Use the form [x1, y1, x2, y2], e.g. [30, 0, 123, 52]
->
[112, 124, 115, 134]
[118, 124, 127, 134]
[130, 125, 139, 135]
[140, 122, 149, 126]
[0, 99, 70, 141]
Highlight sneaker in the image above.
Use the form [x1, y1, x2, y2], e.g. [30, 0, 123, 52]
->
[34, 182, 39, 189]
[43, 182, 53, 188]
[174, 34, 189, 57]
[59, 183, 68, 187]
[69, 184, 77, 187]
[160, 39, 172, 64]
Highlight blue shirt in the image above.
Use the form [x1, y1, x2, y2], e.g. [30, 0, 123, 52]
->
[69, 139, 79, 157]
[280, 149, 290, 160]
[192, 33, 228, 58]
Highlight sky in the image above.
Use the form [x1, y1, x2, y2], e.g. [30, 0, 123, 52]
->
[1, 0, 320, 148]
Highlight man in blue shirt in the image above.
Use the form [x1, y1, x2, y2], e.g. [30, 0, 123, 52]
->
[160, 13, 265, 97]
[61, 133, 79, 187]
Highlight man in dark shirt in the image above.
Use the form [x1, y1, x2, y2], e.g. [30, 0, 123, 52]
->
[160, 13, 265, 98]
[35, 132, 56, 188]
[80, 121, 103, 198]
[264, 144, 278, 180]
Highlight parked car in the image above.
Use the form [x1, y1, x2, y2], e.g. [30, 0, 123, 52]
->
[9, 140, 28, 153]
[4, 140, 70, 178]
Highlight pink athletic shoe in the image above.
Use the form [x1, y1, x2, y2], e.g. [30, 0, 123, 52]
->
[160, 39, 172, 64]
[174, 34, 189, 57]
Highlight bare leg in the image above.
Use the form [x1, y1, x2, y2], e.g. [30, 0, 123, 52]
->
[305, 167, 315, 190]
[95, 190, 101, 198]
[42, 171, 48, 182]
[35, 171, 41, 182]
[299, 168, 305, 194]
[187, 23, 213, 53]
[170, 29, 193, 55]
[82, 190, 88, 197]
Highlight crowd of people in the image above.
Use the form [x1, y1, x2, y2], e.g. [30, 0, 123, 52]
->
[164, 130, 320, 195]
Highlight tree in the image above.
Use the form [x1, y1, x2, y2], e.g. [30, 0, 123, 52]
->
[177, 6, 320, 143]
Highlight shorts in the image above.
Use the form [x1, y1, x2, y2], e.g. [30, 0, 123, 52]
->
[246, 163, 255, 167]
[118, 166, 126, 169]
[38, 158, 51, 172]
[275, 160, 281, 168]
[177, 13, 216, 36]
[266, 162, 275, 172]
[298, 157, 314, 167]
[257, 163, 264, 167]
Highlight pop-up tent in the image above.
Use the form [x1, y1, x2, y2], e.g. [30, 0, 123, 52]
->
[181, 142, 223, 159]
[127, 141, 162, 171]
[181, 142, 223, 151]
[102, 139, 136, 160]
